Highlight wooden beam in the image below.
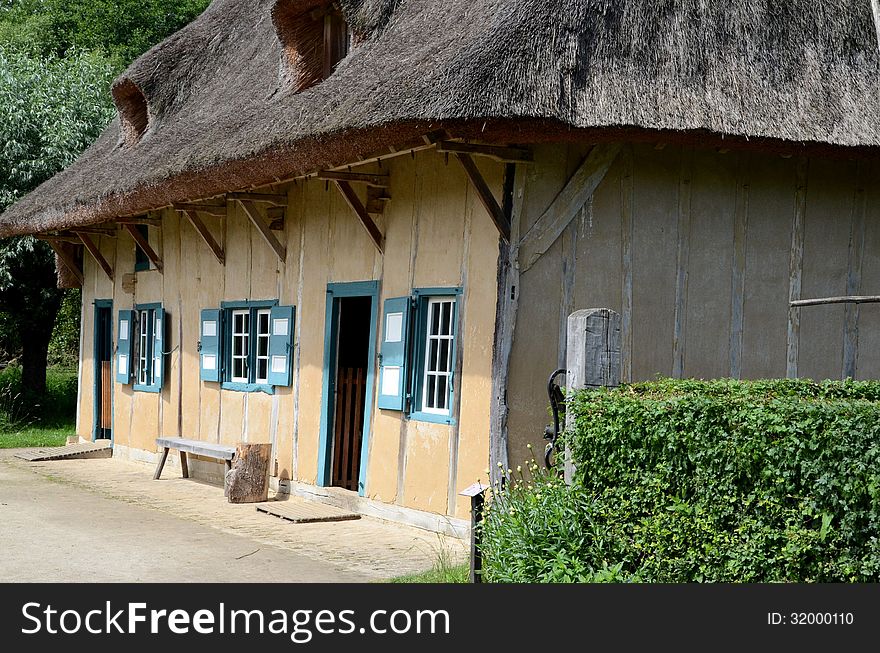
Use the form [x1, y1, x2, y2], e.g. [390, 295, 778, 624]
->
[122, 223, 164, 273]
[437, 141, 533, 163]
[46, 241, 84, 285]
[238, 200, 287, 263]
[74, 231, 114, 281]
[173, 203, 227, 217]
[182, 209, 225, 265]
[36, 235, 82, 244]
[332, 181, 384, 253]
[791, 295, 880, 307]
[518, 143, 622, 271]
[315, 170, 389, 187]
[227, 192, 287, 206]
[115, 215, 162, 227]
[61, 226, 116, 237]
[453, 152, 510, 243]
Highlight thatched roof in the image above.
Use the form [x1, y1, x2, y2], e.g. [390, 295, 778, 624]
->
[2, 0, 879, 236]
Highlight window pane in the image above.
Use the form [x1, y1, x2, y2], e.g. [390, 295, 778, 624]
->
[431, 302, 440, 335]
[258, 337, 269, 357]
[258, 311, 270, 335]
[436, 375, 448, 409]
[425, 375, 436, 409]
[233, 337, 243, 357]
[429, 339, 439, 371]
[441, 301, 452, 335]
[257, 359, 268, 382]
[438, 339, 449, 372]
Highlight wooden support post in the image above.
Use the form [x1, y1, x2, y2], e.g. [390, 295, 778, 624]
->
[46, 241, 84, 285]
[565, 308, 621, 484]
[181, 209, 225, 265]
[453, 152, 510, 243]
[333, 180, 384, 253]
[122, 223, 163, 272]
[179, 451, 189, 479]
[239, 200, 287, 263]
[74, 231, 114, 281]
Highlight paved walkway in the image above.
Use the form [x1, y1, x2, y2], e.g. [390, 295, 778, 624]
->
[0, 450, 465, 582]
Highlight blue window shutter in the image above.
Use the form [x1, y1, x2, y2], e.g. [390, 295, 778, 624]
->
[200, 308, 221, 382]
[377, 296, 411, 410]
[268, 305, 295, 386]
[152, 307, 165, 391]
[116, 309, 133, 384]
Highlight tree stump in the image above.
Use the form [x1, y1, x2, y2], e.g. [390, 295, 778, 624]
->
[224, 443, 271, 503]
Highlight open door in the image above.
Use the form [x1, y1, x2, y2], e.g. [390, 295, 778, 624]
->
[318, 282, 378, 495]
[94, 300, 113, 441]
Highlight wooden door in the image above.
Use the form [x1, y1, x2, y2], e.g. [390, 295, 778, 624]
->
[332, 367, 365, 491]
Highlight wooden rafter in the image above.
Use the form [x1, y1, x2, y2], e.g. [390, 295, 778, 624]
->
[437, 141, 533, 163]
[74, 231, 114, 281]
[173, 202, 226, 217]
[453, 152, 510, 243]
[316, 170, 389, 188]
[227, 192, 287, 206]
[238, 200, 287, 263]
[332, 180, 384, 253]
[122, 223, 164, 272]
[61, 226, 116, 237]
[46, 240, 84, 285]
[180, 209, 225, 265]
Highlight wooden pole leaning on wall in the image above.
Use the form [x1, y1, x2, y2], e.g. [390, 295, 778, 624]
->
[565, 308, 621, 484]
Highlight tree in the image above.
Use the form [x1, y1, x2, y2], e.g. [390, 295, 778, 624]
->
[0, 47, 117, 398]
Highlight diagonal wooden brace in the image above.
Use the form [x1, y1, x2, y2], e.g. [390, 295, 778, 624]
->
[123, 223, 163, 272]
[454, 152, 510, 243]
[332, 180, 384, 253]
[238, 200, 286, 263]
[180, 208, 225, 265]
[74, 231, 114, 281]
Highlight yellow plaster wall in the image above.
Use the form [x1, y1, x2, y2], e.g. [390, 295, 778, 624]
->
[78, 149, 500, 518]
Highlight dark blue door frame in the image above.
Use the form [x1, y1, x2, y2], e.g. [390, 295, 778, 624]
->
[317, 281, 379, 495]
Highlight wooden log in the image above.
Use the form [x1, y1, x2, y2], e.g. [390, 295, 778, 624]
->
[436, 140, 533, 163]
[791, 295, 880, 307]
[224, 443, 272, 503]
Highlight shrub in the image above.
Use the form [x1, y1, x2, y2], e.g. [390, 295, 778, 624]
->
[482, 379, 880, 582]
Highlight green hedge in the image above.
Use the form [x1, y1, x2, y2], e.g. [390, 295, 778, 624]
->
[481, 379, 880, 582]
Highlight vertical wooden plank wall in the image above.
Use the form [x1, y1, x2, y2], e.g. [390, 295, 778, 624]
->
[506, 142, 880, 460]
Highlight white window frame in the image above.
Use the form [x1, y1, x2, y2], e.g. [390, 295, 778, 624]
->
[420, 297, 455, 415]
[136, 309, 152, 386]
[254, 308, 271, 385]
[230, 309, 250, 383]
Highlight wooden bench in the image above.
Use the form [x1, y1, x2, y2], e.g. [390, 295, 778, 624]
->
[153, 437, 236, 480]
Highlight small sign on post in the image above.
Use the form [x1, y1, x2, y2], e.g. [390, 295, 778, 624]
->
[459, 481, 489, 583]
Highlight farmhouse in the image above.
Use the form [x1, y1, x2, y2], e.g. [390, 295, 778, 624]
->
[1, 0, 879, 530]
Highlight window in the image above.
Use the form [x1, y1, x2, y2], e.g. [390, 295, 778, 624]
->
[134, 224, 150, 271]
[419, 298, 455, 414]
[199, 302, 296, 392]
[377, 288, 461, 424]
[116, 304, 165, 392]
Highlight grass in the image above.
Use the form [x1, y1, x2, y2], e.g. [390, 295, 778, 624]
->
[389, 563, 469, 583]
[0, 420, 75, 448]
[0, 365, 78, 449]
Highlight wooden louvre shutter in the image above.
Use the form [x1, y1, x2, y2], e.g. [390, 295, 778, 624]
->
[268, 305, 295, 387]
[200, 308, 222, 382]
[152, 306, 165, 391]
[377, 296, 411, 410]
[115, 309, 134, 384]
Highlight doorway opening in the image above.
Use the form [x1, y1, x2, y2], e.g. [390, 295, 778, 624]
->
[330, 296, 372, 490]
[93, 301, 113, 441]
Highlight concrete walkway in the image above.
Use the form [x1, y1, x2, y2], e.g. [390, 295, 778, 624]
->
[0, 450, 465, 583]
